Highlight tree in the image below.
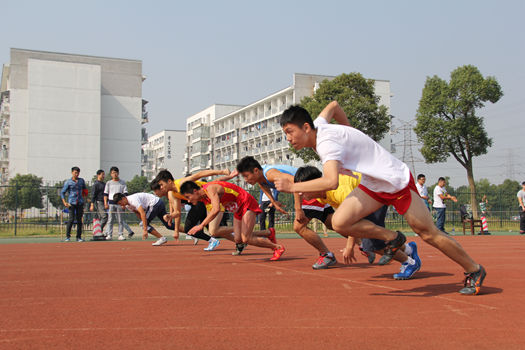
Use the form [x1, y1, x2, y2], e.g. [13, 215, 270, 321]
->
[414, 65, 502, 219]
[126, 175, 150, 194]
[296, 73, 391, 162]
[47, 181, 66, 210]
[1, 174, 44, 211]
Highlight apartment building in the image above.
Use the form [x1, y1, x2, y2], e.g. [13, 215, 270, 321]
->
[142, 129, 186, 180]
[0, 48, 147, 183]
[185, 73, 391, 180]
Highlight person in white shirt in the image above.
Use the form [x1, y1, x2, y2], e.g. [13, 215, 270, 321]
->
[113, 192, 173, 246]
[432, 177, 457, 233]
[274, 102, 485, 295]
[416, 174, 431, 210]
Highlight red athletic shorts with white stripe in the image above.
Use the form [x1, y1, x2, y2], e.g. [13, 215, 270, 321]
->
[358, 174, 419, 215]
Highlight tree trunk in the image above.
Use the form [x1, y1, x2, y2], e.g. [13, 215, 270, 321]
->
[466, 163, 479, 219]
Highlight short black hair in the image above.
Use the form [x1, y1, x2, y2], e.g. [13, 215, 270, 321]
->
[438, 177, 446, 182]
[96, 169, 105, 175]
[71, 166, 80, 172]
[417, 174, 426, 180]
[150, 179, 161, 191]
[113, 193, 126, 203]
[280, 105, 315, 129]
[155, 169, 174, 182]
[522, 181, 525, 186]
[294, 166, 323, 183]
[110, 166, 119, 173]
[236, 156, 262, 173]
[180, 181, 201, 195]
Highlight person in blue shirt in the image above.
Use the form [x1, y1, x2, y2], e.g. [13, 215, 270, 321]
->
[61, 166, 88, 242]
[230, 156, 337, 269]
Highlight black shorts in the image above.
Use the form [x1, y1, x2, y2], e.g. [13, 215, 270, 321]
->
[361, 238, 387, 252]
[303, 206, 335, 223]
[361, 205, 388, 252]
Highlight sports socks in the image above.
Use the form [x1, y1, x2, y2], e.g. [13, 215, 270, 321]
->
[404, 244, 413, 256]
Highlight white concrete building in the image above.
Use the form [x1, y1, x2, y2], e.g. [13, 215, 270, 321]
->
[185, 104, 243, 175]
[0, 48, 147, 184]
[184, 73, 391, 179]
[142, 129, 186, 180]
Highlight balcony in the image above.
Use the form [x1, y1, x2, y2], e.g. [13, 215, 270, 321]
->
[141, 111, 149, 124]
[0, 149, 8, 161]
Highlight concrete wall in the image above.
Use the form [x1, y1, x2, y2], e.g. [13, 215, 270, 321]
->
[7, 48, 143, 182]
[100, 95, 142, 178]
[26, 59, 101, 180]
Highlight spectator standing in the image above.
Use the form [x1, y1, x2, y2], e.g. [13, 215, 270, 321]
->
[259, 188, 278, 230]
[416, 174, 431, 210]
[517, 181, 525, 234]
[60, 166, 88, 242]
[90, 169, 108, 231]
[433, 177, 457, 234]
[104, 166, 134, 240]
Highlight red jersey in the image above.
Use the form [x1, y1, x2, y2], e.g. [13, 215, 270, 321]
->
[202, 181, 261, 219]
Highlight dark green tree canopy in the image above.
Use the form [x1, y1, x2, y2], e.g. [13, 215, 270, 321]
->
[126, 175, 150, 195]
[414, 65, 502, 166]
[47, 181, 65, 210]
[414, 65, 503, 218]
[296, 73, 390, 162]
[1, 174, 44, 210]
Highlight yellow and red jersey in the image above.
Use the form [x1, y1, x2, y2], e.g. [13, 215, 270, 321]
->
[202, 181, 261, 220]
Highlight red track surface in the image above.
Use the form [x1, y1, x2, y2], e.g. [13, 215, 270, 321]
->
[0, 235, 523, 350]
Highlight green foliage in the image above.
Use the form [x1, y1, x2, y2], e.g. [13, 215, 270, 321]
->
[1, 174, 44, 210]
[47, 181, 66, 210]
[414, 65, 502, 167]
[296, 73, 391, 162]
[414, 65, 502, 218]
[126, 175, 150, 194]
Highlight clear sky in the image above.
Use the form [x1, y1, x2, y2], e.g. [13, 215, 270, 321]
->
[2, 0, 524, 186]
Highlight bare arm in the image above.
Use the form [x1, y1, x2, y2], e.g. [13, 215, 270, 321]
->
[274, 160, 340, 193]
[135, 206, 149, 239]
[518, 196, 525, 211]
[180, 169, 229, 184]
[216, 169, 239, 182]
[318, 101, 350, 126]
[259, 183, 288, 215]
[343, 236, 357, 264]
[187, 185, 223, 235]
[166, 191, 181, 220]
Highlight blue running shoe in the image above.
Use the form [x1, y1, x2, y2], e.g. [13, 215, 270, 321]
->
[204, 238, 220, 251]
[408, 241, 421, 267]
[393, 242, 421, 280]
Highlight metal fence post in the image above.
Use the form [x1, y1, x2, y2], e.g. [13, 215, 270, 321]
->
[14, 182, 18, 236]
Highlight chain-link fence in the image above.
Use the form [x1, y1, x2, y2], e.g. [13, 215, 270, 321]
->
[0, 184, 521, 237]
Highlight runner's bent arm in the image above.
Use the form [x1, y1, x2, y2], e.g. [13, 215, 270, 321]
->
[187, 185, 222, 235]
[259, 182, 288, 215]
[318, 101, 351, 127]
[179, 169, 230, 184]
[275, 160, 340, 193]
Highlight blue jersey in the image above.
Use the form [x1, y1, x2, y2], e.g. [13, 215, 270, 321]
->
[261, 164, 298, 189]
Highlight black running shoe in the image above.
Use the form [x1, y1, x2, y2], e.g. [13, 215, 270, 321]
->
[459, 265, 486, 295]
[232, 243, 247, 256]
[379, 231, 406, 265]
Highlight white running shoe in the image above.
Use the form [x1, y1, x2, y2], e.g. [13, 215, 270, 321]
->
[105, 235, 112, 240]
[192, 237, 199, 246]
[152, 236, 168, 246]
[204, 238, 220, 251]
[118, 235, 126, 241]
